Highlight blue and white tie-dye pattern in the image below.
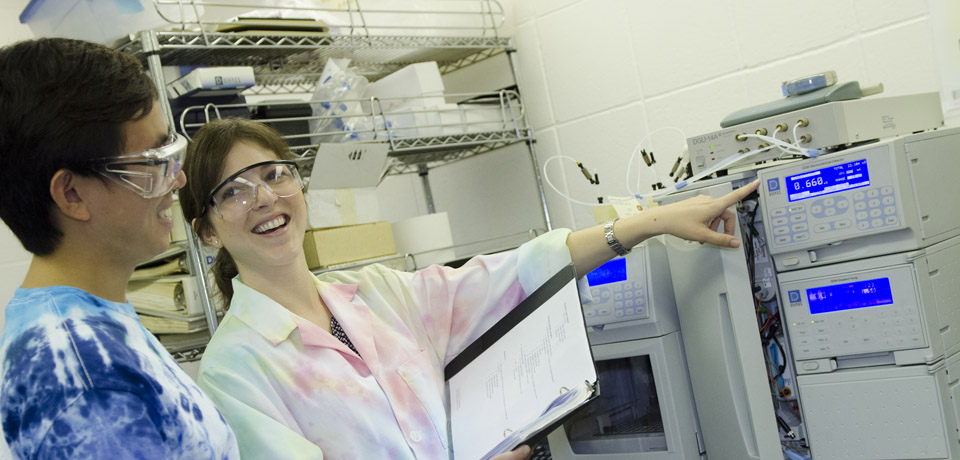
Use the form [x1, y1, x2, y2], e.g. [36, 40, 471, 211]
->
[0, 286, 239, 460]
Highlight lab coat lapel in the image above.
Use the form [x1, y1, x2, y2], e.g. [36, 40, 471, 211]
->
[318, 281, 380, 370]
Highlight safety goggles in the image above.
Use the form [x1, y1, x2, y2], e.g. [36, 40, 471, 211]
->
[206, 160, 304, 219]
[95, 132, 186, 198]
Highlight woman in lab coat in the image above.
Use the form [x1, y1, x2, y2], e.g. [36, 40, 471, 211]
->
[178, 117, 758, 459]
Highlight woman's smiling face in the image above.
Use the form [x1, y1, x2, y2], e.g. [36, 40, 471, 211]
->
[205, 140, 308, 274]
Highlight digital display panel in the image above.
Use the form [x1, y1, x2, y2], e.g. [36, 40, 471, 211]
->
[785, 159, 870, 202]
[806, 277, 894, 315]
[586, 258, 627, 287]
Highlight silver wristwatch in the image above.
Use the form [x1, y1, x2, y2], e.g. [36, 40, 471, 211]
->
[603, 218, 631, 257]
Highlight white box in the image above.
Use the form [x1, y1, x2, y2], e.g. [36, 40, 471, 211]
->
[306, 188, 381, 229]
[166, 67, 256, 99]
[391, 212, 456, 268]
[365, 62, 445, 112]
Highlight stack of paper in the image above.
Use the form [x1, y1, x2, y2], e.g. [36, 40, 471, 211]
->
[127, 275, 207, 335]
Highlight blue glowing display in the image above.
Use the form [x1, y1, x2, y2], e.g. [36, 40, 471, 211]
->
[586, 258, 627, 287]
[785, 159, 870, 202]
[806, 277, 893, 315]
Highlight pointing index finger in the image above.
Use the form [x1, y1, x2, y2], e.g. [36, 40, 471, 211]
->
[718, 178, 760, 208]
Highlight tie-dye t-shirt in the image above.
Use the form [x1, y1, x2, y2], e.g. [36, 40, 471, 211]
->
[0, 286, 239, 460]
[197, 228, 574, 459]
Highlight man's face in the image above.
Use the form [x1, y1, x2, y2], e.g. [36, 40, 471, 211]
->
[86, 101, 186, 266]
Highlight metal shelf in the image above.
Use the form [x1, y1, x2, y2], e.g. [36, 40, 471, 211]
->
[121, 32, 511, 87]
[174, 90, 531, 175]
[124, 0, 554, 346]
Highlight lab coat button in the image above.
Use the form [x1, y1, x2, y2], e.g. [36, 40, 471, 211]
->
[410, 430, 423, 443]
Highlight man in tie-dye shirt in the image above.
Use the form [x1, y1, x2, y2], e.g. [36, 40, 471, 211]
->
[0, 39, 238, 459]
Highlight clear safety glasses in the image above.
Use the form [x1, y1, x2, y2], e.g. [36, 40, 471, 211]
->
[95, 132, 187, 198]
[206, 160, 304, 219]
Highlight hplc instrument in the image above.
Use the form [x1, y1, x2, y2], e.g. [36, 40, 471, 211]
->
[580, 238, 679, 345]
[757, 127, 960, 271]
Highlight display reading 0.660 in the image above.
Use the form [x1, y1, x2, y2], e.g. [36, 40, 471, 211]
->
[785, 159, 870, 202]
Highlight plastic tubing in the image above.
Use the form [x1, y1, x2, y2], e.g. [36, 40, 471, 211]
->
[542, 155, 638, 207]
[625, 126, 689, 197]
[740, 133, 819, 157]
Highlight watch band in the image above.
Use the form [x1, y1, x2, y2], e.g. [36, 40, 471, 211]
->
[603, 218, 631, 257]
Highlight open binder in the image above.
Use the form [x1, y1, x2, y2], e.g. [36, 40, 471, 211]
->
[445, 264, 599, 460]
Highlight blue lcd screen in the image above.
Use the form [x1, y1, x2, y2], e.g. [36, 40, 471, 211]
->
[785, 159, 870, 202]
[806, 277, 894, 315]
[586, 258, 627, 287]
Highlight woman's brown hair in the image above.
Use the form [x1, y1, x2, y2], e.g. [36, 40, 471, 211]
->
[179, 118, 295, 303]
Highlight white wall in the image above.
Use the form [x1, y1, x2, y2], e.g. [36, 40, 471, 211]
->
[504, 0, 951, 231]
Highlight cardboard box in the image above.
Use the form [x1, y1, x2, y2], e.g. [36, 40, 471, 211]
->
[303, 222, 396, 269]
[305, 188, 381, 229]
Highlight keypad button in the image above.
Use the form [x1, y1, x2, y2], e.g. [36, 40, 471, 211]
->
[868, 199, 881, 208]
[601, 291, 611, 299]
[775, 235, 791, 245]
[625, 308, 635, 315]
[885, 216, 898, 225]
[871, 218, 884, 227]
[881, 186, 893, 195]
[792, 223, 809, 232]
[772, 208, 787, 217]
[837, 199, 849, 209]
[773, 217, 788, 226]
[585, 310, 597, 318]
[825, 208, 837, 216]
[614, 293, 623, 301]
[612, 284, 622, 292]
[615, 310, 624, 318]
[853, 191, 866, 200]
[857, 221, 870, 230]
[598, 307, 612, 315]
[868, 189, 880, 198]
[884, 206, 896, 215]
[793, 233, 810, 242]
[834, 220, 852, 229]
[854, 202, 867, 211]
[625, 299, 634, 308]
[789, 205, 806, 213]
[870, 209, 882, 218]
[591, 288, 600, 296]
[623, 291, 633, 299]
[814, 223, 831, 232]
[882, 196, 894, 205]
[790, 214, 807, 222]
[823, 197, 835, 207]
[811, 204, 823, 214]
[856, 211, 868, 220]
[774, 226, 790, 235]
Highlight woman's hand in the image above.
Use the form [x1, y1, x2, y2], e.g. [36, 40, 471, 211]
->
[491, 445, 532, 460]
[646, 178, 760, 248]
[566, 179, 761, 277]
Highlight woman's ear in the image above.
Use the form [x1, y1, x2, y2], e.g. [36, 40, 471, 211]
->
[192, 218, 222, 248]
[49, 169, 91, 222]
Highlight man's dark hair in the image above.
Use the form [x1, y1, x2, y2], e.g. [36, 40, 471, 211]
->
[0, 38, 157, 255]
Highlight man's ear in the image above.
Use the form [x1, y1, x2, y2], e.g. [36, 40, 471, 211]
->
[49, 169, 91, 222]
[192, 218, 221, 248]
